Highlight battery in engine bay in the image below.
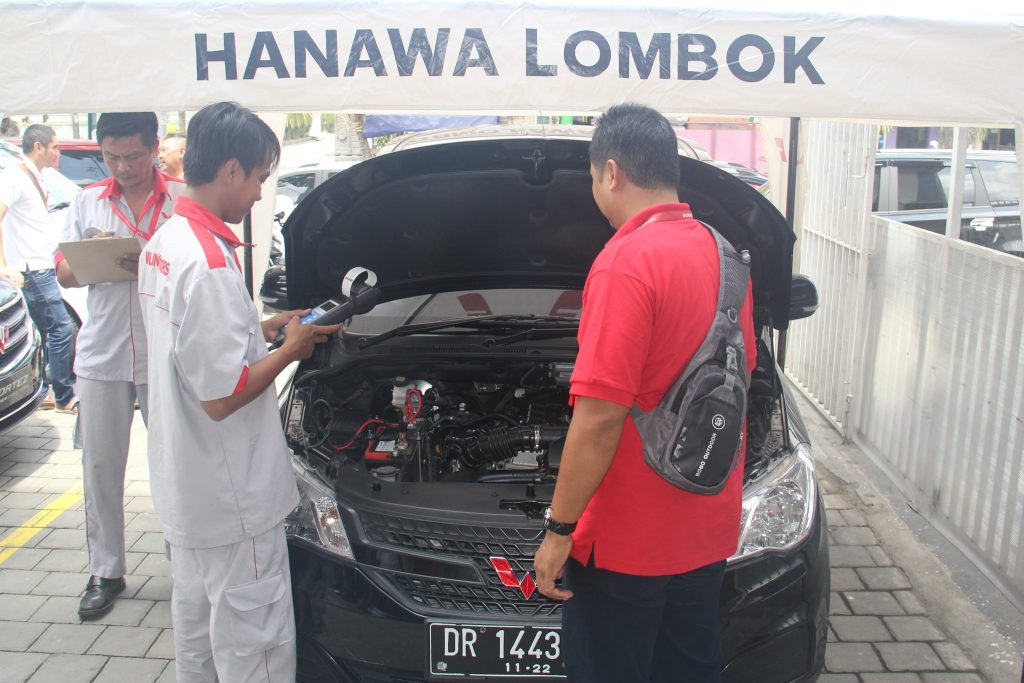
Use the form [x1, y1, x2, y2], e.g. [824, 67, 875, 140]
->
[365, 426, 404, 462]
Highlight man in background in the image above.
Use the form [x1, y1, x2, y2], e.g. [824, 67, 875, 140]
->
[0, 124, 76, 412]
[158, 132, 186, 180]
[58, 112, 184, 618]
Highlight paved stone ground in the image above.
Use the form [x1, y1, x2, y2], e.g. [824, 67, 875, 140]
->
[1, 404, 1020, 682]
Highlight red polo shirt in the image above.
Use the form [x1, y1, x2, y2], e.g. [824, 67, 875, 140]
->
[569, 202, 756, 576]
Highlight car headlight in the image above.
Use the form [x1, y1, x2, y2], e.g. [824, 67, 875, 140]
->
[286, 460, 355, 561]
[729, 443, 817, 562]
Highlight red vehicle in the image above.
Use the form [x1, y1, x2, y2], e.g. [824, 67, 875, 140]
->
[56, 140, 109, 187]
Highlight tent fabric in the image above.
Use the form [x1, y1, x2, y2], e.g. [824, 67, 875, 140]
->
[1, 1, 1021, 125]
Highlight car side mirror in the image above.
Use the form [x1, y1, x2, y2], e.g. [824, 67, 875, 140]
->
[789, 275, 818, 321]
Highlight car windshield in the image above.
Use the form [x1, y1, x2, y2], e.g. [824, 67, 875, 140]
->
[345, 288, 583, 335]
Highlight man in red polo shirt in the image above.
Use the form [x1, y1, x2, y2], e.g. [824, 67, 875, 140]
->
[533, 103, 756, 682]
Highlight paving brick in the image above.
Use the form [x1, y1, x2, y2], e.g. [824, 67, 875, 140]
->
[10, 437, 53, 450]
[31, 623, 105, 654]
[89, 625, 161, 657]
[832, 527, 878, 545]
[122, 551, 147, 576]
[883, 616, 945, 642]
[123, 481, 152, 497]
[0, 547, 48, 569]
[40, 450, 81, 465]
[4, 475, 46, 491]
[93, 656, 167, 683]
[858, 567, 912, 591]
[123, 496, 155, 514]
[861, 675, 924, 682]
[130, 532, 168, 554]
[133, 554, 170, 577]
[0, 569, 47, 593]
[0, 593, 47, 620]
[0, 491, 51, 508]
[34, 528, 87, 550]
[155, 660, 176, 683]
[868, 546, 895, 566]
[0, 651, 47, 683]
[43, 464, 85, 480]
[830, 545, 877, 567]
[830, 592, 851, 615]
[125, 513, 163, 533]
[26, 653, 107, 683]
[876, 642, 944, 671]
[894, 591, 927, 615]
[819, 675, 859, 682]
[827, 626, 837, 642]
[147, 629, 175, 659]
[839, 510, 867, 526]
[28, 596, 84, 624]
[921, 675, 984, 683]
[134, 576, 172, 602]
[931, 642, 975, 671]
[843, 591, 906, 616]
[88, 598, 156, 627]
[33, 549, 89, 573]
[824, 642, 884, 672]
[42, 510, 86, 530]
[0, 474, 11, 488]
[35, 478, 83, 493]
[142, 600, 171, 628]
[830, 615, 892, 642]
[0, 507, 42, 526]
[0, 620, 48, 650]
[831, 567, 865, 591]
[30, 571, 90, 597]
[4, 424, 52, 438]
[824, 494, 853, 510]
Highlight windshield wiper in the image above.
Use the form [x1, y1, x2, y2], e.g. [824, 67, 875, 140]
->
[357, 314, 577, 349]
[485, 327, 579, 346]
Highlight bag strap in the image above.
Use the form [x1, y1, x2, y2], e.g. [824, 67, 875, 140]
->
[18, 163, 48, 208]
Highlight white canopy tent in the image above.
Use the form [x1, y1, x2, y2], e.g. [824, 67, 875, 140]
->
[0, 0, 1021, 125]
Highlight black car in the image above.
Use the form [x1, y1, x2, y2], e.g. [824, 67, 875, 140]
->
[0, 281, 46, 430]
[279, 127, 828, 682]
[873, 149, 1022, 256]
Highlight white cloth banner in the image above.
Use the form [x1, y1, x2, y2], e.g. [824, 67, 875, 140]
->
[1, 1, 1021, 125]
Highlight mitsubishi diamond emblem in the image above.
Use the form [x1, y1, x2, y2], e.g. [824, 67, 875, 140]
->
[489, 557, 537, 599]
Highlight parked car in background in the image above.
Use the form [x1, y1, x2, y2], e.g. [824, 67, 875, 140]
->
[279, 125, 828, 683]
[57, 140, 108, 187]
[873, 149, 1021, 256]
[0, 279, 46, 430]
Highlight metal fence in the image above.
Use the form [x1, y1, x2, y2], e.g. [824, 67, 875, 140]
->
[786, 121, 1024, 608]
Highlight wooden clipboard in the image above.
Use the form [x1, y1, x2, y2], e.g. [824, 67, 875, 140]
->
[58, 237, 141, 285]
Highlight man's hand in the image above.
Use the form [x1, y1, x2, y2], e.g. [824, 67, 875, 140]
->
[278, 314, 340, 362]
[116, 252, 140, 276]
[533, 532, 574, 601]
[260, 308, 307, 342]
[0, 266, 24, 288]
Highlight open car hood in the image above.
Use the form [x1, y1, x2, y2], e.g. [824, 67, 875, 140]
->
[285, 127, 796, 329]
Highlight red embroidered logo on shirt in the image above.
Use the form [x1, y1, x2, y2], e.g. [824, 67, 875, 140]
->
[144, 251, 171, 276]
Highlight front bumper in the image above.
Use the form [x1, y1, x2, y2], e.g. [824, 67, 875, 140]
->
[0, 329, 45, 432]
[288, 494, 828, 683]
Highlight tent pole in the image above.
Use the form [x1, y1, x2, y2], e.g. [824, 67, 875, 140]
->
[243, 213, 254, 300]
[777, 116, 800, 370]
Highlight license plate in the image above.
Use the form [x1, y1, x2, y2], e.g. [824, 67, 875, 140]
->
[0, 363, 35, 410]
[429, 623, 565, 678]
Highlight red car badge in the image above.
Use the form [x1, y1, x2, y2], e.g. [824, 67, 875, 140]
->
[489, 557, 537, 599]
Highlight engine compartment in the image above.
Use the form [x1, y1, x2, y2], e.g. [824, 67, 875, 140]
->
[286, 343, 784, 486]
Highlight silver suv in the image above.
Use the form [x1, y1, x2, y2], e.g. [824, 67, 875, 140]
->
[873, 149, 1021, 256]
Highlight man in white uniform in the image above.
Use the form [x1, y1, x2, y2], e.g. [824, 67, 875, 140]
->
[0, 124, 76, 412]
[57, 112, 185, 618]
[138, 101, 339, 682]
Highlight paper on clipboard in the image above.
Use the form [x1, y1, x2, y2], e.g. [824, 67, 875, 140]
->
[58, 237, 141, 285]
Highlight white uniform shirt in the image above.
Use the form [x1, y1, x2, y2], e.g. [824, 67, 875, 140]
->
[138, 196, 299, 549]
[0, 157, 58, 270]
[60, 171, 185, 382]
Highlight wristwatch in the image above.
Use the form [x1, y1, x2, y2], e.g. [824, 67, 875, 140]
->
[542, 507, 577, 536]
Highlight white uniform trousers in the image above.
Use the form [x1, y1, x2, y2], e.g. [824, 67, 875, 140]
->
[169, 522, 297, 683]
[77, 377, 149, 579]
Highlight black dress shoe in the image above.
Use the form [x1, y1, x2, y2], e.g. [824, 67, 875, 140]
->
[78, 575, 126, 619]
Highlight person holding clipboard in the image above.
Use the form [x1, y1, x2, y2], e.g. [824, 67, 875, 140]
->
[56, 112, 185, 619]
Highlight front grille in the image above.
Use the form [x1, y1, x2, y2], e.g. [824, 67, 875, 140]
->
[361, 511, 561, 617]
[0, 293, 32, 372]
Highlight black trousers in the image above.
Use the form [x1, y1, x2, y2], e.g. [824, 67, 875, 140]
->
[561, 557, 726, 683]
